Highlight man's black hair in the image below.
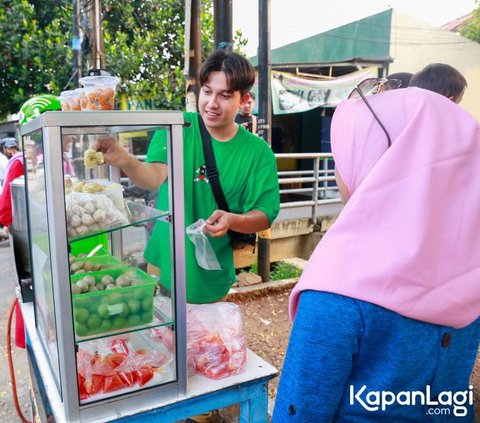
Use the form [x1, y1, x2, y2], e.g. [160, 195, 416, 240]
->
[410, 63, 467, 100]
[199, 50, 255, 96]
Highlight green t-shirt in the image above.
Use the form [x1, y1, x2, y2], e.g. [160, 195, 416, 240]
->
[144, 111, 280, 303]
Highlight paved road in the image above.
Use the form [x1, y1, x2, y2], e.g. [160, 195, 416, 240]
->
[0, 240, 31, 422]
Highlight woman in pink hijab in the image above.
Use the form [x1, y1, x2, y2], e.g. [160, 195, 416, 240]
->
[273, 87, 480, 422]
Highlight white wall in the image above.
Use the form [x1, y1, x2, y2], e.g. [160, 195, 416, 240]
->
[389, 11, 480, 121]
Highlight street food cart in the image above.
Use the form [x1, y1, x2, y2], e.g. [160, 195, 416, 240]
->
[15, 111, 276, 422]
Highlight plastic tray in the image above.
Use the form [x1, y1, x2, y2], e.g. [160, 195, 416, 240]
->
[71, 267, 157, 337]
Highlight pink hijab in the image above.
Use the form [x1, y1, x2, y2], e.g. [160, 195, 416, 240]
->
[290, 87, 480, 329]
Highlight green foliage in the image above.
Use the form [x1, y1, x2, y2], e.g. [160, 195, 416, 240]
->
[270, 262, 302, 281]
[0, 0, 226, 119]
[233, 29, 248, 56]
[102, 0, 215, 110]
[0, 0, 73, 118]
[460, 3, 480, 42]
[239, 261, 302, 281]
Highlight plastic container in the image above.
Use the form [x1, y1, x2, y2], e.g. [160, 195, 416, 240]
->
[70, 246, 110, 259]
[69, 234, 109, 257]
[79, 76, 120, 110]
[60, 88, 84, 111]
[71, 267, 157, 337]
[69, 254, 126, 274]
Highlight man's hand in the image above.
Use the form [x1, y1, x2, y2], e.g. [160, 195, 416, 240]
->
[204, 210, 234, 237]
[205, 209, 270, 238]
[91, 137, 131, 168]
[89, 137, 166, 190]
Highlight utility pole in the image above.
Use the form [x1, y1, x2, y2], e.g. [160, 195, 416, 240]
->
[185, 0, 202, 112]
[257, 0, 272, 282]
[213, 0, 232, 50]
[212, 0, 271, 281]
[88, 0, 106, 70]
[72, 0, 82, 87]
[257, 0, 271, 145]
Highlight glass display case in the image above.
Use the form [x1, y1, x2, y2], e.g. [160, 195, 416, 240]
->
[20, 111, 187, 422]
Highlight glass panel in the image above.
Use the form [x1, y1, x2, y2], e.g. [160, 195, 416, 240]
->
[132, 126, 178, 383]
[67, 201, 169, 243]
[62, 124, 178, 401]
[23, 129, 61, 388]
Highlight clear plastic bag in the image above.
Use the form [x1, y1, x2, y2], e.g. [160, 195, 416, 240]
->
[149, 302, 247, 379]
[186, 302, 247, 379]
[186, 219, 221, 270]
[65, 191, 128, 238]
[76, 337, 173, 398]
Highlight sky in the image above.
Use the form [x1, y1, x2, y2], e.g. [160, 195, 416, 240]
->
[232, 0, 478, 57]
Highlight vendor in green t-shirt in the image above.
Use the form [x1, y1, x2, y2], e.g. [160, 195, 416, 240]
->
[92, 50, 280, 304]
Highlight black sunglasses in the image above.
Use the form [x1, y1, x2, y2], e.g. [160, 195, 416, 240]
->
[348, 78, 402, 147]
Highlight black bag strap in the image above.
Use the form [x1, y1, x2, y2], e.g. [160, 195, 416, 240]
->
[198, 114, 230, 212]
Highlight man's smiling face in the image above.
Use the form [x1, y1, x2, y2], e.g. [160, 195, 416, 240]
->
[198, 71, 242, 140]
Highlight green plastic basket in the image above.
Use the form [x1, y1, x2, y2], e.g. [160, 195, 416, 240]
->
[69, 233, 109, 256]
[71, 267, 157, 337]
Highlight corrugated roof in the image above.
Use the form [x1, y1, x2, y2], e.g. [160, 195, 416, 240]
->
[250, 9, 393, 66]
[441, 12, 474, 32]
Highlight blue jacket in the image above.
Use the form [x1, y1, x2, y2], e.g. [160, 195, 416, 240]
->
[273, 291, 479, 422]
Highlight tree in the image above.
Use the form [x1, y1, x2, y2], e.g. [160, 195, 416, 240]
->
[0, 0, 251, 119]
[0, 0, 73, 118]
[102, 0, 215, 110]
[460, 3, 480, 42]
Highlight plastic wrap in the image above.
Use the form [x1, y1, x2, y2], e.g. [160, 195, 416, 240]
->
[77, 337, 173, 398]
[66, 192, 128, 238]
[186, 219, 221, 270]
[186, 302, 247, 379]
[150, 302, 247, 380]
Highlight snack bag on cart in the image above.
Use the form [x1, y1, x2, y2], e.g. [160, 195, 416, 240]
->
[186, 302, 247, 380]
[77, 337, 173, 398]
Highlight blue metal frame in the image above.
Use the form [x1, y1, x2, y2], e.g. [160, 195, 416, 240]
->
[114, 378, 271, 423]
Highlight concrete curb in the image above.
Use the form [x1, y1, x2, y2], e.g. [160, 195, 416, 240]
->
[226, 277, 298, 301]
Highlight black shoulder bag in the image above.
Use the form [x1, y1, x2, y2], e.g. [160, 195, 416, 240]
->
[198, 115, 257, 250]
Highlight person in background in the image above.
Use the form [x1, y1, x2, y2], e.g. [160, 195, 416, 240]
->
[0, 137, 26, 349]
[70, 134, 89, 178]
[272, 87, 480, 421]
[410, 63, 467, 104]
[0, 138, 10, 192]
[0, 138, 13, 237]
[0, 138, 24, 231]
[235, 91, 257, 134]
[62, 134, 76, 176]
[387, 71, 413, 88]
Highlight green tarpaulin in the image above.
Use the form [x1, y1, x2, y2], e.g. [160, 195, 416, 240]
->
[250, 9, 392, 66]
